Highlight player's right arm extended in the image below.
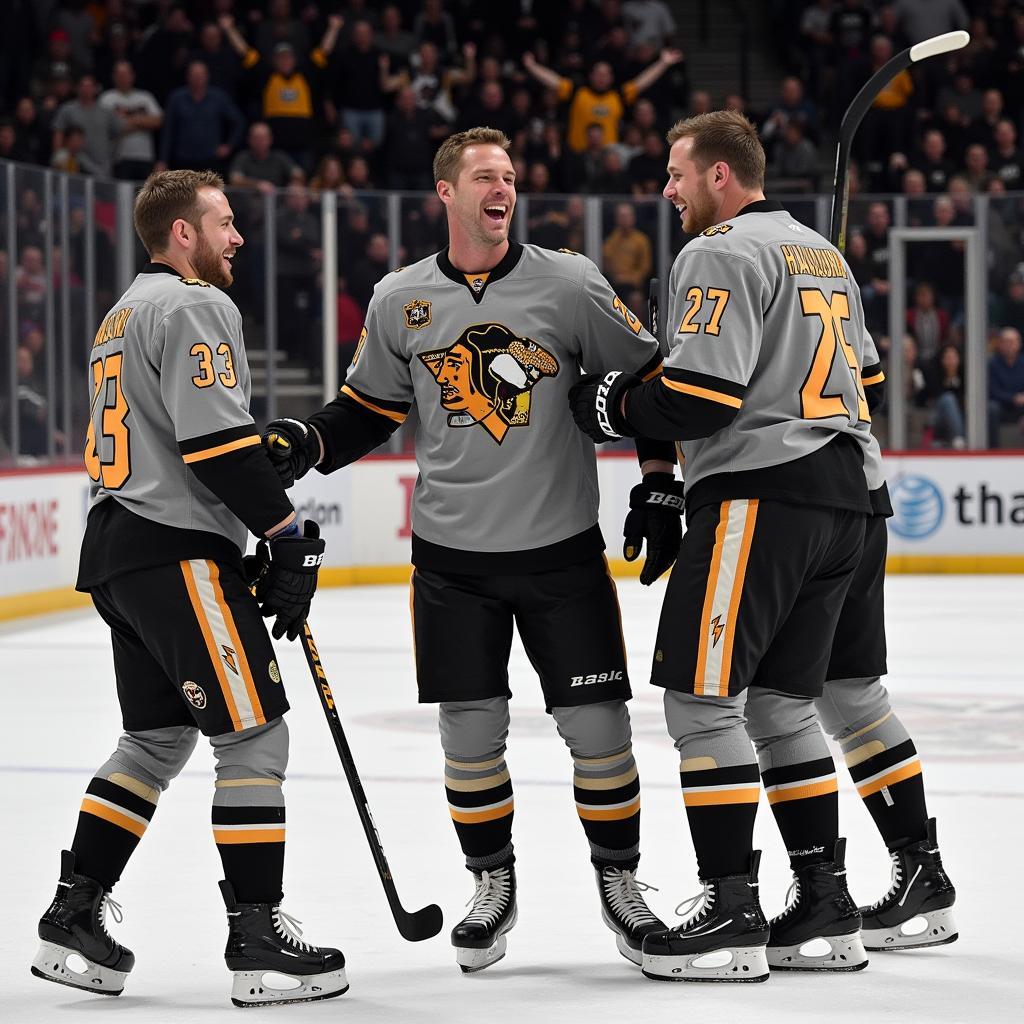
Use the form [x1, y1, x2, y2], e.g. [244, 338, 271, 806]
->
[262, 385, 408, 487]
[264, 300, 413, 484]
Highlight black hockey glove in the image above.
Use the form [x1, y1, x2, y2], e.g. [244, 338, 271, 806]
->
[242, 541, 271, 589]
[254, 520, 326, 641]
[568, 370, 642, 443]
[623, 472, 686, 585]
[262, 417, 321, 488]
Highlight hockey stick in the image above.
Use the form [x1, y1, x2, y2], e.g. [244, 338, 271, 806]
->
[829, 30, 969, 252]
[300, 621, 444, 942]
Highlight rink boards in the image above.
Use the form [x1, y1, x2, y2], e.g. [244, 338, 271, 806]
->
[1, 451, 1022, 621]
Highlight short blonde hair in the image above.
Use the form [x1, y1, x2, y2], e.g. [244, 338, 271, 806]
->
[133, 168, 225, 257]
[666, 110, 765, 189]
[432, 127, 511, 185]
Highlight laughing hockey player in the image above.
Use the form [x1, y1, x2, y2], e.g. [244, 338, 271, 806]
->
[261, 127, 684, 973]
[570, 110, 889, 981]
[31, 170, 345, 1008]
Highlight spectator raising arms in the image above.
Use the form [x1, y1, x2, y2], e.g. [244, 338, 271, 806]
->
[221, 13, 343, 174]
[522, 47, 682, 153]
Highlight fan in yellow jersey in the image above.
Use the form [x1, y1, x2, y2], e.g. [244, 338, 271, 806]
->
[30, 170, 346, 1008]
[262, 127, 683, 973]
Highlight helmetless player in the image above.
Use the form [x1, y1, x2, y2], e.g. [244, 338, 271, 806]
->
[31, 170, 344, 1008]
[262, 127, 681, 972]
[571, 111, 882, 981]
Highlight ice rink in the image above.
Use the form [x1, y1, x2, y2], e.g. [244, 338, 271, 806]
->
[3, 574, 1022, 1023]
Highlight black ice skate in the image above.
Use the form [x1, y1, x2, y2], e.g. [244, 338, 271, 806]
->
[767, 838, 868, 972]
[220, 880, 348, 1007]
[861, 818, 957, 951]
[451, 861, 517, 974]
[31, 849, 135, 996]
[641, 851, 769, 983]
[594, 861, 665, 966]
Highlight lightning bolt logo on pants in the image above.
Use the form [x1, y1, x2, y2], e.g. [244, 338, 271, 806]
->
[709, 615, 725, 647]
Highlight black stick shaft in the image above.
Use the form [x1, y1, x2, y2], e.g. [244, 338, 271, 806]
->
[830, 31, 969, 251]
[300, 622, 442, 941]
[829, 50, 913, 251]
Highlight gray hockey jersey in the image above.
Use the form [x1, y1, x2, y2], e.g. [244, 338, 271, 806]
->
[78, 263, 293, 589]
[313, 242, 662, 572]
[626, 200, 880, 514]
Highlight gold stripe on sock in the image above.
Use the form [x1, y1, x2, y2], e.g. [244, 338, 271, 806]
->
[683, 787, 760, 807]
[844, 740, 886, 769]
[576, 797, 641, 821]
[573, 767, 639, 791]
[444, 769, 511, 792]
[105, 772, 160, 804]
[445, 755, 505, 772]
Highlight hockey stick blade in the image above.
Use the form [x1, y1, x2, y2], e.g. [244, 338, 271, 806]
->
[301, 622, 443, 942]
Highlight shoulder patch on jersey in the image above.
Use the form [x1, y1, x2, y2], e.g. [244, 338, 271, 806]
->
[557, 247, 582, 255]
[404, 299, 432, 329]
[180, 277, 211, 287]
[699, 224, 733, 238]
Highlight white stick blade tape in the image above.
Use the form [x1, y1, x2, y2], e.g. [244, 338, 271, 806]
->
[910, 31, 970, 63]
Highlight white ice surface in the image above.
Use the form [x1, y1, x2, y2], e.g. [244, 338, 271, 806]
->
[2, 575, 1023, 1023]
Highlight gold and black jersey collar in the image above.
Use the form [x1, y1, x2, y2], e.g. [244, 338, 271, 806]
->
[437, 242, 523, 304]
[735, 199, 785, 217]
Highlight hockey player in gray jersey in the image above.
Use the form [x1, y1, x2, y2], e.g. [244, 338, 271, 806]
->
[571, 111, 882, 981]
[262, 127, 679, 973]
[31, 170, 346, 1008]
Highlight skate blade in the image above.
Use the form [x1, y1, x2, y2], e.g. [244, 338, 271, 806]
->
[31, 940, 128, 996]
[229, 966, 348, 1007]
[454, 906, 517, 974]
[768, 931, 868, 971]
[599, 907, 643, 967]
[641, 944, 769, 982]
[615, 933, 642, 967]
[863, 907, 958, 951]
[456, 934, 508, 974]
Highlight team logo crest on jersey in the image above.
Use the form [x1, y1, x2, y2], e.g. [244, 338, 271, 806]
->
[182, 680, 207, 709]
[700, 224, 733, 237]
[419, 323, 559, 444]
[269, 660, 281, 684]
[404, 299, 432, 330]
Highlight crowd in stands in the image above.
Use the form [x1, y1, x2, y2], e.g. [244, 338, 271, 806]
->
[2, 0, 1024, 457]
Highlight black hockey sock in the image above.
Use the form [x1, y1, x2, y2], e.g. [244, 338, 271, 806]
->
[842, 725, 927, 848]
[212, 802, 286, 904]
[572, 744, 641, 864]
[71, 774, 159, 889]
[444, 750, 514, 866]
[762, 755, 839, 870]
[679, 761, 760, 878]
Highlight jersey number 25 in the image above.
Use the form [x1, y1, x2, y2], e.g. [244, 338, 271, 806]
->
[799, 288, 870, 424]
